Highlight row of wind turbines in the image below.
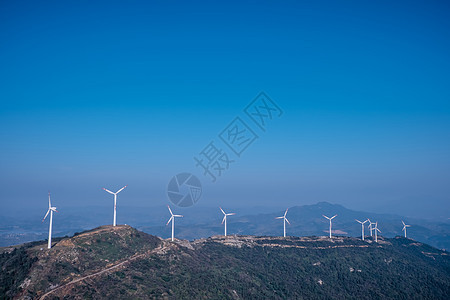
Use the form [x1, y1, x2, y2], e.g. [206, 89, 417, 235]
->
[162, 207, 412, 242]
[42, 187, 412, 248]
[274, 210, 410, 242]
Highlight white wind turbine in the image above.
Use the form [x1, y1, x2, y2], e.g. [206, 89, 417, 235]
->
[275, 208, 290, 237]
[42, 192, 58, 249]
[220, 207, 235, 237]
[367, 219, 375, 237]
[166, 205, 183, 241]
[402, 220, 411, 238]
[103, 185, 127, 226]
[374, 222, 381, 242]
[355, 219, 368, 240]
[323, 214, 337, 238]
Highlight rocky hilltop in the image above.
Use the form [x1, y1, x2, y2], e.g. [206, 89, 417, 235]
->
[1, 225, 449, 299]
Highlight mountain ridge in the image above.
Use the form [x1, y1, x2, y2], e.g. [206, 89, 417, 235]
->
[2, 201, 449, 251]
[1, 225, 449, 299]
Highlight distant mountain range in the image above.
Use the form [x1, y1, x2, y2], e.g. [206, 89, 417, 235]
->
[138, 202, 450, 250]
[1, 225, 449, 299]
[1, 202, 449, 250]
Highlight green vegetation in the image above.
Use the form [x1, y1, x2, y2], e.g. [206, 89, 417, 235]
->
[1, 227, 449, 299]
[135, 239, 448, 300]
[0, 244, 37, 300]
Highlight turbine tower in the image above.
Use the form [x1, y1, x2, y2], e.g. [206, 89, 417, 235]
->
[166, 205, 183, 241]
[323, 214, 337, 238]
[103, 185, 127, 226]
[402, 220, 411, 238]
[275, 208, 290, 237]
[355, 219, 368, 240]
[42, 192, 58, 249]
[220, 207, 235, 237]
[374, 222, 381, 242]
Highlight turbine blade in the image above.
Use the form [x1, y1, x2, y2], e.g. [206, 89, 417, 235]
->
[116, 185, 128, 194]
[103, 188, 114, 194]
[275, 216, 283, 219]
[355, 219, 361, 223]
[42, 209, 50, 221]
[331, 215, 337, 219]
[174, 215, 183, 217]
[166, 216, 173, 225]
[285, 218, 290, 225]
[227, 213, 236, 216]
[167, 205, 173, 216]
[284, 208, 288, 217]
[222, 215, 226, 224]
[402, 220, 405, 226]
[220, 207, 225, 215]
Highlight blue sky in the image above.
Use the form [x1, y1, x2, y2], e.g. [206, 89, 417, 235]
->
[1, 0, 449, 218]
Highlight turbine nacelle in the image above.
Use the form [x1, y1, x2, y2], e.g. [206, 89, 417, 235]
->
[323, 214, 337, 220]
[402, 220, 411, 231]
[42, 208, 58, 222]
[43, 192, 58, 222]
[103, 185, 128, 195]
[167, 205, 183, 224]
[276, 208, 290, 224]
[220, 207, 236, 224]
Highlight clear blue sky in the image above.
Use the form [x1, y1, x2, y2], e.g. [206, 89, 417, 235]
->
[1, 0, 449, 218]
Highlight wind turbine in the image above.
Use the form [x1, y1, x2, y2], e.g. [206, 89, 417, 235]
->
[275, 208, 290, 237]
[374, 222, 381, 242]
[402, 221, 411, 238]
[166, 205, 183, 241]
[42, 192, 58, 249]
[355, 219, 368, 240]
[367, 219, 375, 237]
[103, 185, 127, 226]
[323, 214, 337, 238]
[220, 207, 235, 237]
